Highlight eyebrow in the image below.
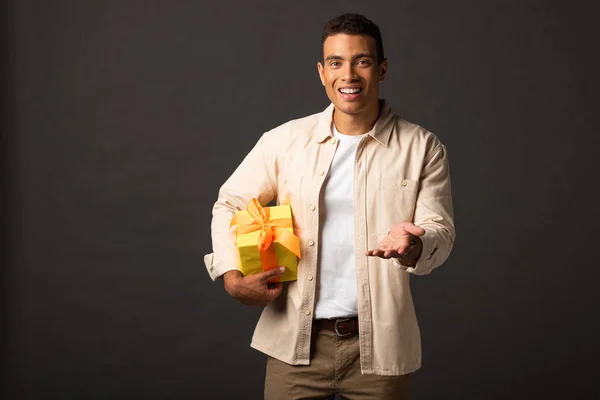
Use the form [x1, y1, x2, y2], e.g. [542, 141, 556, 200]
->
[324, 52, 375, 62]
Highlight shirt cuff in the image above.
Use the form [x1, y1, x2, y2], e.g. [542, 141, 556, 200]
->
[204, 252, 240, 281]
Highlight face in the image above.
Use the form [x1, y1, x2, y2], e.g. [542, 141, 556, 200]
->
[318, 34, 387, 117]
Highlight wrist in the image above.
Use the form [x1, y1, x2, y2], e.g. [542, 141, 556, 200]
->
[222, 270, 243, 292]
[399, 236, 423, 266]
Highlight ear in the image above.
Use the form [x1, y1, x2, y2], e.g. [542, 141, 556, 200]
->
[317, 62, 326, 86]
[379, 59, 388, 82]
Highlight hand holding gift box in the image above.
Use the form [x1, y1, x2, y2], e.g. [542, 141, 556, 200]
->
[230, 198, 301, 283]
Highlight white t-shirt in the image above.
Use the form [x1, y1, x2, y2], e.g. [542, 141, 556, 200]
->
[314, 125, 370, 319]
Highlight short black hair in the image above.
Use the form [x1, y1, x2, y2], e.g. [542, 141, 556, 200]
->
[321, 13, 385, 64]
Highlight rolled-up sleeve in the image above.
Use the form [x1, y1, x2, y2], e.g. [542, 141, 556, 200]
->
[394, 143, 455, 275]
[204, 133, 279, 280]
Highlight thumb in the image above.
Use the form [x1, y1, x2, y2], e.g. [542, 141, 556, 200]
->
[259, 266, 286, 282]
[404, 223, 425, 237]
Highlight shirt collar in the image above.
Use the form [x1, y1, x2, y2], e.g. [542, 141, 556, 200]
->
[314, 99, 396, 146]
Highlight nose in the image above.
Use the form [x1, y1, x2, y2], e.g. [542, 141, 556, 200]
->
[341, 63, 358, 82]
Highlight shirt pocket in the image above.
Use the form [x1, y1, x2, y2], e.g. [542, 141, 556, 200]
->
[277, 174, 304, 230]
[376, 176, 419, 233]
[379, 177, 419, 193]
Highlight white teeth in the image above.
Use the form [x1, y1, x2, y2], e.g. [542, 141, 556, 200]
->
[339, 88, 361, 94]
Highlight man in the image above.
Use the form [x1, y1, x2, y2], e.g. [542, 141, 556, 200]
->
[204, 13, 455, 399]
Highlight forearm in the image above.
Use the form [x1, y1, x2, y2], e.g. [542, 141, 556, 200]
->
[394, 144, 455, 275]
[204, 133, 278, 280]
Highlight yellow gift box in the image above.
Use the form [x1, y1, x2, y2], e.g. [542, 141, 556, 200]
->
[230, 198, 301, 283]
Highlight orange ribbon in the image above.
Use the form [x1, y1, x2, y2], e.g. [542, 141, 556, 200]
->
[230, 199, 301, 280]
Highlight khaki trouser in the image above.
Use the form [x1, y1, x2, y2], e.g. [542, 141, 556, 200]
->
[264, 327, 412, 400]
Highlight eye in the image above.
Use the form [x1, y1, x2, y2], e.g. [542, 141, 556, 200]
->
[329, 61, 340, 67]
[357, 59, 372, 66]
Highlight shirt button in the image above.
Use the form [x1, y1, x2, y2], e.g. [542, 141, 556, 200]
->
[307, 274, 313, 281]
[283, 177, 287, 183]
[304, 309, 311, 316]
[308, 240, 315, 246]
[330, 138, 337, 145]
[309, 204, 316, 211]
[401, 180, 408, 187]
[318, 170, 325, 176]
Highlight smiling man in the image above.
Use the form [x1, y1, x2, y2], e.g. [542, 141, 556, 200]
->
[205, 13, 455, 399]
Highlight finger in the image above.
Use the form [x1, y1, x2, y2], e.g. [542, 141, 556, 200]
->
[367, 249, 391, 259]
[267, 282, 282, 291]
[258, 266, 286, 282]
[377, 248, 400, 258]
[266, 282, 283, 299]
[383, 250, 397, 259]
[394, 245, 407, 256]
[403, 223, 425, 237]
[372, 253, 391, 259]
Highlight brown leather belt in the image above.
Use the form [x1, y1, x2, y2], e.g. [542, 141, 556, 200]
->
[313, 317, 359, 337]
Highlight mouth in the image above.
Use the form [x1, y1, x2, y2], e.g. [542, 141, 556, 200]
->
[337, 86, 363, 100]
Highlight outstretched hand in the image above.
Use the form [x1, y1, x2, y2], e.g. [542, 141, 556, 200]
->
[222, 267, 286, 307]
[365, 222, 425, 263]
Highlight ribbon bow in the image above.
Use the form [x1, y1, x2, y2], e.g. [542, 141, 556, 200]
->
[230, 199, 301, 263]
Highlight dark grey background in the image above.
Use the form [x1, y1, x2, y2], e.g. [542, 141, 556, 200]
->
[4, 0, 599, 399]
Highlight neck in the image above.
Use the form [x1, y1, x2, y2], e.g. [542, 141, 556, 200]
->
[333, 102, 381, 136]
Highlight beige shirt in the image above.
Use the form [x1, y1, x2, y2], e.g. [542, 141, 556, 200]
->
[204, 100, 455, 376]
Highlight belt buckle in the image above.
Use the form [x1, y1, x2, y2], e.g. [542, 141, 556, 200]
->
[334, 318, 353, 337]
